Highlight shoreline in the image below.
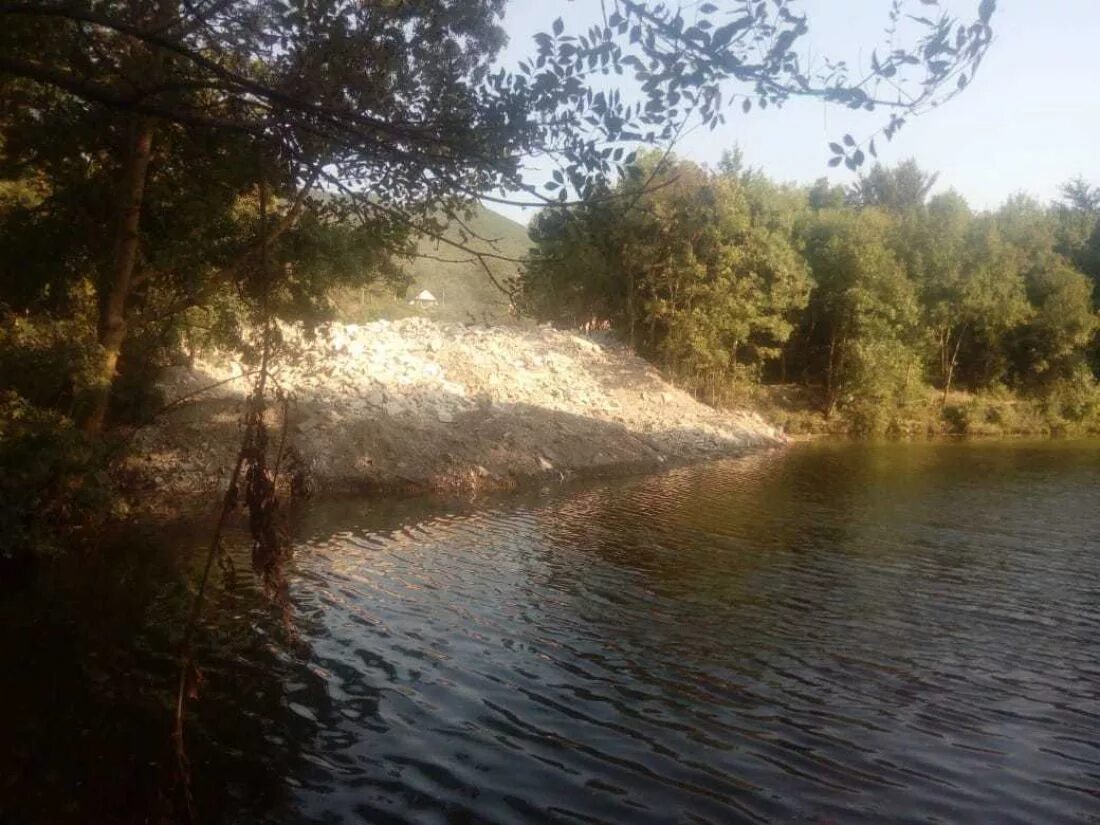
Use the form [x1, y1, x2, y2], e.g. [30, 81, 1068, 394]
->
[119, 315, 1092, 515]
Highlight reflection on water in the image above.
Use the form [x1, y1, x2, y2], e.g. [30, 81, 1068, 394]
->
[3, 441, 1100, 823]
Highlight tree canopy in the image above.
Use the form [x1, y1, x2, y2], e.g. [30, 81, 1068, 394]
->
[523, 157, 1099, 433]
[0, 0, 998, 430]
[525, 154, 811, 391]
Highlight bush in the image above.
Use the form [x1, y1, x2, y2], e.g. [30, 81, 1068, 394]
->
[1039, 368, 1100, 432]
[941, 403, 971, 435]
[0, 393, 123, 562]
[0, 307, 100, 414]
[845, 400, 892, 437]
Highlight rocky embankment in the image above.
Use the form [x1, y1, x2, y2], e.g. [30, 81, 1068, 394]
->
[129, 318, 784, 496]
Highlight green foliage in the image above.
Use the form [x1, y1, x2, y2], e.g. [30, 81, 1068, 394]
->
[523, 156, 811, 401]
[896, 197, 1030, 393]
[941, 403, 972, 435]
[0, 291, 101, 414]
[526, 158, 1100, 437]
[848, 160, 940, 212]
[1009, 261, 1097, 388]
[795, 207, 920, 416]
[808, 178, 846, 211]
[0, 288, 126, 559]
[0, 393, 121, 561]
[1039, 368, 1100, 431]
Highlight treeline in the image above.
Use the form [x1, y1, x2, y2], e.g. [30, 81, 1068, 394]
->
[521, 156, 1100, 434]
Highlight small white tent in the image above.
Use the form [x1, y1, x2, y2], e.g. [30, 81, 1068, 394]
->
[410, 289, 438, 307]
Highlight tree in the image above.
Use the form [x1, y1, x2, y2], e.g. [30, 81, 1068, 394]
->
[797, 208, 920, 417]
[808, 177, 846, 211]
[1009, 261, 1097, 387]
[1053, 177, 1100, 293]
[524, 155, 811, 396]
[848, 159, 940, 212]
[0, 0, 998, 432]
[988, 194, 1098, 389]
[522, 181, 626, 329]
[896, 192, 1029, 400]
[1059, 177, 1100, 214]
[2, 0, 518, 430]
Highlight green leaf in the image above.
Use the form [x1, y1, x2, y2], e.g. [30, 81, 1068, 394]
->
[710, 16, 753, 50]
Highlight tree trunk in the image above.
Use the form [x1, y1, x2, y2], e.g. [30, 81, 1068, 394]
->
[79, 0, 180, 434]
[941, 325, 965, 407]
[81, 116, 157, 434]
[824, 331, 838, 418]
[939, 328, 950, 405]
[627, 268, 636, 350]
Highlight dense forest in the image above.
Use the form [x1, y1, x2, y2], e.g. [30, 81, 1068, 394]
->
[522, 156, 1100, 436]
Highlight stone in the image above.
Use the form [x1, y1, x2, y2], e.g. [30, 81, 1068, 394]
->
[143, 316, 778, 497]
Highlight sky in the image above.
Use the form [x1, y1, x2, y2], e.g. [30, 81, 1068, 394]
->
[489, 0, 1100, 224]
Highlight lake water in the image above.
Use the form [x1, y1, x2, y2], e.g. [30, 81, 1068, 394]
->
[3, 442, 1100, 823]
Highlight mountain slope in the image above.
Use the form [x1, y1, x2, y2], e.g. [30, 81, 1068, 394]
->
[335, 206, 531, 323]
[404, 206, 530, 321]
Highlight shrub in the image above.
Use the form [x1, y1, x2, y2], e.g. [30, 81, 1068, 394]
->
[845, 400, 892, 437]
[1039, 368, 1100, 432]
[0, 393, 123, 562]
[941, 403, 971, 435]
[0, 307, 100, 415]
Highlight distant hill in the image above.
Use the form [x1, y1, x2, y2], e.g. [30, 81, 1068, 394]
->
[335, 206, 531, 323]
[405, 207, 529, 321]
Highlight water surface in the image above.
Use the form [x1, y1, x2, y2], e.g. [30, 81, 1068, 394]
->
[3, 442, 1099, 823]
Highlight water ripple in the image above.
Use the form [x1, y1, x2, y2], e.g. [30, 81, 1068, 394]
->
[260, 442, 1100, 823]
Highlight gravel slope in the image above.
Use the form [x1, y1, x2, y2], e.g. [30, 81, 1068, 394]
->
[129, 319, 784, 496]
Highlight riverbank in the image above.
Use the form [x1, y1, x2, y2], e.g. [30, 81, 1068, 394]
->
[740, 382, 1100, 440]
[126, 319, 783, 498]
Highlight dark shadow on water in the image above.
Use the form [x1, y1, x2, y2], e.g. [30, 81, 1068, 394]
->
[0, 513, 336, 823]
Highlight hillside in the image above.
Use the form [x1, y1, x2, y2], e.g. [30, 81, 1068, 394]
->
[336, 206, 531, 323]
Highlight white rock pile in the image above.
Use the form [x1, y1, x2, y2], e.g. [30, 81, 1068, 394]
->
[134, 318, 783, 494]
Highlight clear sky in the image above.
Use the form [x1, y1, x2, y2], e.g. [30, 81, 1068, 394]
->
[490, 0, 1100, 224]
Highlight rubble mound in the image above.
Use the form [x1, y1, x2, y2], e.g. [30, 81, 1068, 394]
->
[130, 318, 783, 496]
